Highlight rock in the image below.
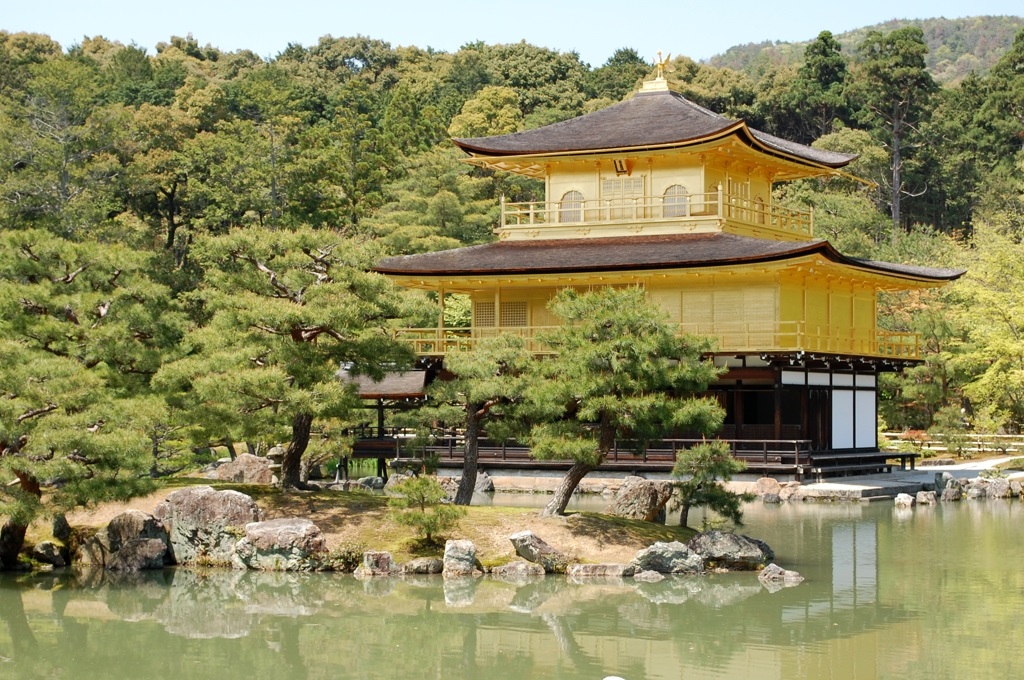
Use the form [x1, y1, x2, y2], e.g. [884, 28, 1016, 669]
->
[509, 530, 569, 573]
[758, 562, 804, 587]
[52, 514, 71, 544]
[754, 477, 783, 497]
[354, 551, 400, 577]
[402, 557, 443, 575]
[108, 538, 171, 572]
[762, 493, 782, 504]
[358, 476, 386, 490]
[606, 476, 673, 522]
[940, 485, 963, 502]
[474, 471, 495, 493]
[436, 475, 459, 498]
[779, 482, 803, 502]
[32, 541, 66, 568]
[936, 472, 955, 492]
[987, 478, 1011, 499]
[233, 518, 326, 571]
[153, 486, 262, 565]
[76, 510, 170, 571]
[1011, 480, 1023, 497]
[633, 569, 665, 582]
[916, 490, 938, 505]
[688, 531, 774, 571]
[631, 541, 703, 575]
[491, 561, 545, 583]
[894, 493, 915, 508]
[214, 453, 274, 485]
[443, 539, 481, 578]
[566, 563, 634, 579]
[966, 485, 986, 499]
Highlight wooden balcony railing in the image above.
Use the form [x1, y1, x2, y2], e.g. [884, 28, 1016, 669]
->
[393, 322, 920, 359]
[500, 187, 813, 238]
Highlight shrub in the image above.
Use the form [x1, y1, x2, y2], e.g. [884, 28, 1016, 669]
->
[387, 476, 466, 545]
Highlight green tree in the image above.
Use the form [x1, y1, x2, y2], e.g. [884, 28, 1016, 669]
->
[526, 288, 724, 517]
[448, 85, 522, 138]
[790, 31, 852, 142]
[0, 229, 184, 567]
[423, 335, 532, 505]
[585, 48, 649, 102]
[672, 441, 754, 528]
[154, 227, 422, 489]
[855, 27, 937, 241]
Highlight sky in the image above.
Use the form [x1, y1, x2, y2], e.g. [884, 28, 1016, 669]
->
[4, 0, 1023, 66]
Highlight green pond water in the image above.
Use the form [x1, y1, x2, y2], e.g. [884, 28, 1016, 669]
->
[2, 499, 1022, 680]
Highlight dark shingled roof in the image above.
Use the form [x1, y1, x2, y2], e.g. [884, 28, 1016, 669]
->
[453, 89, 855, 168]
[375, 233, 964, 282]
[346, 371, 427, 399]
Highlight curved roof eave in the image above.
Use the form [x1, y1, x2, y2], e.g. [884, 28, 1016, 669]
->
[374, 234, 963, 283]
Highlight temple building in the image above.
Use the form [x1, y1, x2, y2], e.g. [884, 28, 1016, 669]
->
[374, 73, 963, 476]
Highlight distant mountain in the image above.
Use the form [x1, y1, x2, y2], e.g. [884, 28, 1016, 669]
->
[706, 15, 1024, 85]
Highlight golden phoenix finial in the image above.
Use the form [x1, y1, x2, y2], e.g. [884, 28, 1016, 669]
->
[655, 51, 672, 79]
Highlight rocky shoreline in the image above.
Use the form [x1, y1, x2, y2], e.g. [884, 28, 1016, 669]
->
[25, 484, 801, 593]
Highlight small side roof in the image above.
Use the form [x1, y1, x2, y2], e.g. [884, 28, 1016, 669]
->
[345, 371, 427, 399]
[452, 88, 855, 169]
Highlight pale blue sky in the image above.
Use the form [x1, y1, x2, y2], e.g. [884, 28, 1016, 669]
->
[4, 0, 1022, 65]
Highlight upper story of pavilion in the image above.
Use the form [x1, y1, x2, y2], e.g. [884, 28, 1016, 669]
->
[453, 77, 857, 244]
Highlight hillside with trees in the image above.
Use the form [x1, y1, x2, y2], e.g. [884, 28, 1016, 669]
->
[2, 18, 1024, 548]
[709, 15, 1024, 84]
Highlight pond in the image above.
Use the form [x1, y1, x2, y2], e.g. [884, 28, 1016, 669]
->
[2, 499, 1022, 679]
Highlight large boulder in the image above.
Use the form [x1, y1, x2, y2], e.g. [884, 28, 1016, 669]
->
[214, 453, 274, 485]
[754, 477, 783, 497]
[402, 557, 444, 575]
[354, 551, 400, 577]
[233, 518, 326, 571]
[894, 493, 915, 508]
[630, 541, 704, 575]
[474, 471, 495, 493]
[76, 510, 170, 571]
[916, 490, 938, 505]
[32, 541, 66, 568]
[607, 476, 673, 522]
[509, 531, 569, 574]
[153, 486, 263, 565]
[688, 531, 774, 571]
[443, 539, 482, 578]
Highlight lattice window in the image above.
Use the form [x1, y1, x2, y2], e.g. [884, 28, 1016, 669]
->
[558, 190, 583, 223]
[602, 178, 644, 219]
[474, 301, 495, 327]
[500, 301, 528, 327]
[663, 184, 689, 218]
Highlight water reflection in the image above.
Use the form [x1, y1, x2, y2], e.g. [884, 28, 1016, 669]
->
[3, 501, 1024, 679]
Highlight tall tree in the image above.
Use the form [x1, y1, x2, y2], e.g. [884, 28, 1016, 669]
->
[154, 227, 422, 489]
[855, 27, 937, 241]
[422, 335, 532, 505]
[525, 288, 724, 517]
[0, 229, 183, 567]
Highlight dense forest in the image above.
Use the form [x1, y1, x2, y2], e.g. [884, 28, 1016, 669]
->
[2, 17, 1024, 548]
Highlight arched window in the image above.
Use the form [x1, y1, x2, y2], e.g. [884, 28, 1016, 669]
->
[558, 190, 583, 223]
[663, 184, 689, 218]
